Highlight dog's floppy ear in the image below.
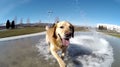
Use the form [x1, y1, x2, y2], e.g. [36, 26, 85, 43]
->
[52, 21, 59, 27]
[71, 25, 74, 38]
[51, 21, 59, 38]
[52, 23, 57, 39]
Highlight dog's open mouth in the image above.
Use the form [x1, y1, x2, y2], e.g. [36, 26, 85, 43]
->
[58, 33, 71, 46]
[62, 38, 70, 46]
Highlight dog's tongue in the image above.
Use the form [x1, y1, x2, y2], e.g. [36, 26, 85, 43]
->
[62, 39, 70, 46]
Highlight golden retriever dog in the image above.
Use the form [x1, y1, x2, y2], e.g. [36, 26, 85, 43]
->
[45, 21, 74, 67]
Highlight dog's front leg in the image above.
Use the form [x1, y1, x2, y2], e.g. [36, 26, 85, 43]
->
[50, 46, 66, 67]
[61, 47, 67, 60]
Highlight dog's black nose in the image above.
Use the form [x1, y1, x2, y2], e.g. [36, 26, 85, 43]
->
[65, 33, 71, 37]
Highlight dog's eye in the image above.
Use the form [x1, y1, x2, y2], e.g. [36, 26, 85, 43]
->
[69, 26, 72, 29]
[69, 26, 73, 30]
[60, 26, 64, 29]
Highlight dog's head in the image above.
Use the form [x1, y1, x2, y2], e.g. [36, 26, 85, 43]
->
[52, 21, 74, 46]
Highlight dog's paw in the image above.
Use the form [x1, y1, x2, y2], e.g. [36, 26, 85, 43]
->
[61, 56, 64, 60]
[48, 51, 51, 55]
[60, 62, 66, 67]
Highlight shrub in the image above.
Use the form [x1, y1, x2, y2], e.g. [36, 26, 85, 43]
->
[11, 20, 15, 29]
[6, 20, 11, 29]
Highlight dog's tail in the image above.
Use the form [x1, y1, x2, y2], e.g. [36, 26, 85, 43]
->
[45, 26, 50, 30]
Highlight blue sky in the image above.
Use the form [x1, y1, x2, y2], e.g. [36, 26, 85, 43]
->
[0, 0, 120, 26]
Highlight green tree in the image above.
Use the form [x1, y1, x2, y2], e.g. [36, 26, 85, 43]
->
[6, 20, 10, 29]
[11, 20, 15, 29]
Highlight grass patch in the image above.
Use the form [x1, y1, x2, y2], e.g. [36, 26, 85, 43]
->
[0, 26, 89, 38]
[1, 26, 120, 38]
[0, 27, 45, 38]
[74, 26, 89, 32]
[97, 30, 120, 38]
[106, 33, 120, 38]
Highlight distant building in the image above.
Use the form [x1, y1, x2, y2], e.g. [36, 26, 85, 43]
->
[97, 24, 120, 33]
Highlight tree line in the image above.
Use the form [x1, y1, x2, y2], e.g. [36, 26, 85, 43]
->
[98, 25, 107, 30]
[6, 20, 15, 29]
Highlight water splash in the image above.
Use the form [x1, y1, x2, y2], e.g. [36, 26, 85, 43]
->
[67, 34, 113, 67]
[36, 32, 114, 67]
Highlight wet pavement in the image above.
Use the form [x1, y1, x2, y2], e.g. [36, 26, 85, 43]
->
[0, 32, 120, 67]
